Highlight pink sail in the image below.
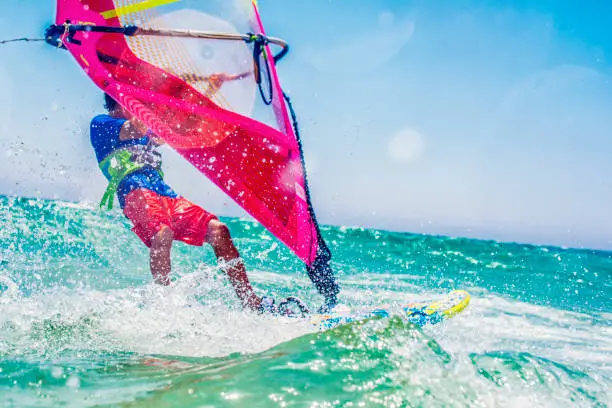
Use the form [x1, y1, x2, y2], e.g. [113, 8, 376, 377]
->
[51, 0, 321, 265]
[47, 0, 339, 304]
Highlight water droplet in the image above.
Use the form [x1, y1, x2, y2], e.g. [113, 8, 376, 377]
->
[51, 366, 64, 379]
[66, 375, 80, 388]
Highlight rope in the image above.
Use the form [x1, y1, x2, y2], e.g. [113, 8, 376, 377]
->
[0, 37, 45, 45]
[283, 92, 339, 306]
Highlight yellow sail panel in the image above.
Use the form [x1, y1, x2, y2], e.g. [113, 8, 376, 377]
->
[101, 0, 180, 20]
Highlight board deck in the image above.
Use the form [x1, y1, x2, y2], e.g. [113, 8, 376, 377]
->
[309, 290, 470, 331]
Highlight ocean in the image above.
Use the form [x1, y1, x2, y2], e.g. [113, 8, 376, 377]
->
[0, 195, 610, 407]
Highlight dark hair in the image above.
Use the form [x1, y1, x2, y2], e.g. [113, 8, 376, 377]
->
[104, 93, 118, 111]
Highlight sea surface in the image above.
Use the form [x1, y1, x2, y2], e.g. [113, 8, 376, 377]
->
[0, 195, 610, 407]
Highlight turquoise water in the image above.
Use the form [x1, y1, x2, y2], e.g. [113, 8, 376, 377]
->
[0, 195, 610, 407]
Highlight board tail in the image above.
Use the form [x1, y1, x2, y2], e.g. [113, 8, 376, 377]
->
[312, 290, 471, 331]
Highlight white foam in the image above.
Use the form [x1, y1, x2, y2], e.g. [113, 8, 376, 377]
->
[433, 294, 612, 376]
[0, 266, 314, 358]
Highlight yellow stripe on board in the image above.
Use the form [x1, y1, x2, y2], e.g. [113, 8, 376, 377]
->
[101, 0, 180, 20]
[441, 290, 471, 318]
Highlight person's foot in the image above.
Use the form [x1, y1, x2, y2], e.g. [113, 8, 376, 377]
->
[258, 296, 277, 314]
[154, 275, 171, 286]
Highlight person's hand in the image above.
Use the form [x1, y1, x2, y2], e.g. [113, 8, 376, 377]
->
[149, 133, 166, 146]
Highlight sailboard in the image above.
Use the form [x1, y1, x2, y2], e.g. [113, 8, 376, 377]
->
[45, 0, 338, 303]
[309, 290, 471, 331]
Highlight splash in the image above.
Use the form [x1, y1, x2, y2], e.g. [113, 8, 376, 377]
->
[0, 196, 611, 406]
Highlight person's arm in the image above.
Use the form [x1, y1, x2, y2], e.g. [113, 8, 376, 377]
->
[118, 118, 148, 141]
[119, 117, 166, 146]
[172, 71, 251, 98]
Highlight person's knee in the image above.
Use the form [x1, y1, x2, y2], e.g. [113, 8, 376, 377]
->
[207, 219, 232, 247]
[151, 225, 174, 249]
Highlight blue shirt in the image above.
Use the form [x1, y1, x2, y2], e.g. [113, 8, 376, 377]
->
[90, 114, 178, 208]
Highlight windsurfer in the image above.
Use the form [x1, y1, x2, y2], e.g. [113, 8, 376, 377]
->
[90, 93, 265, 311]
[47, 6, 339, 314]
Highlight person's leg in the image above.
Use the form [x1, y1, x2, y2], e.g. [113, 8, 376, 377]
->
[123, 189, 173, 284]
[168, 196, 261, 310]
[149, 226, 174, 285]
[206, 219, 261, 311]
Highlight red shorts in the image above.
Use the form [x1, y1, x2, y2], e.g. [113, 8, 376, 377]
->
[122, 189, 217, 248]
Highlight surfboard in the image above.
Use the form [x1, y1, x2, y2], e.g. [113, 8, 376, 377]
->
[309, 290, 470, 331]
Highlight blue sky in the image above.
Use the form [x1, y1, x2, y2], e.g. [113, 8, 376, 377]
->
[0, 0, 611, 250]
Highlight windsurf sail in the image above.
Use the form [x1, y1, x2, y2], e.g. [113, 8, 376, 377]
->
[45, 0, 339, 306]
